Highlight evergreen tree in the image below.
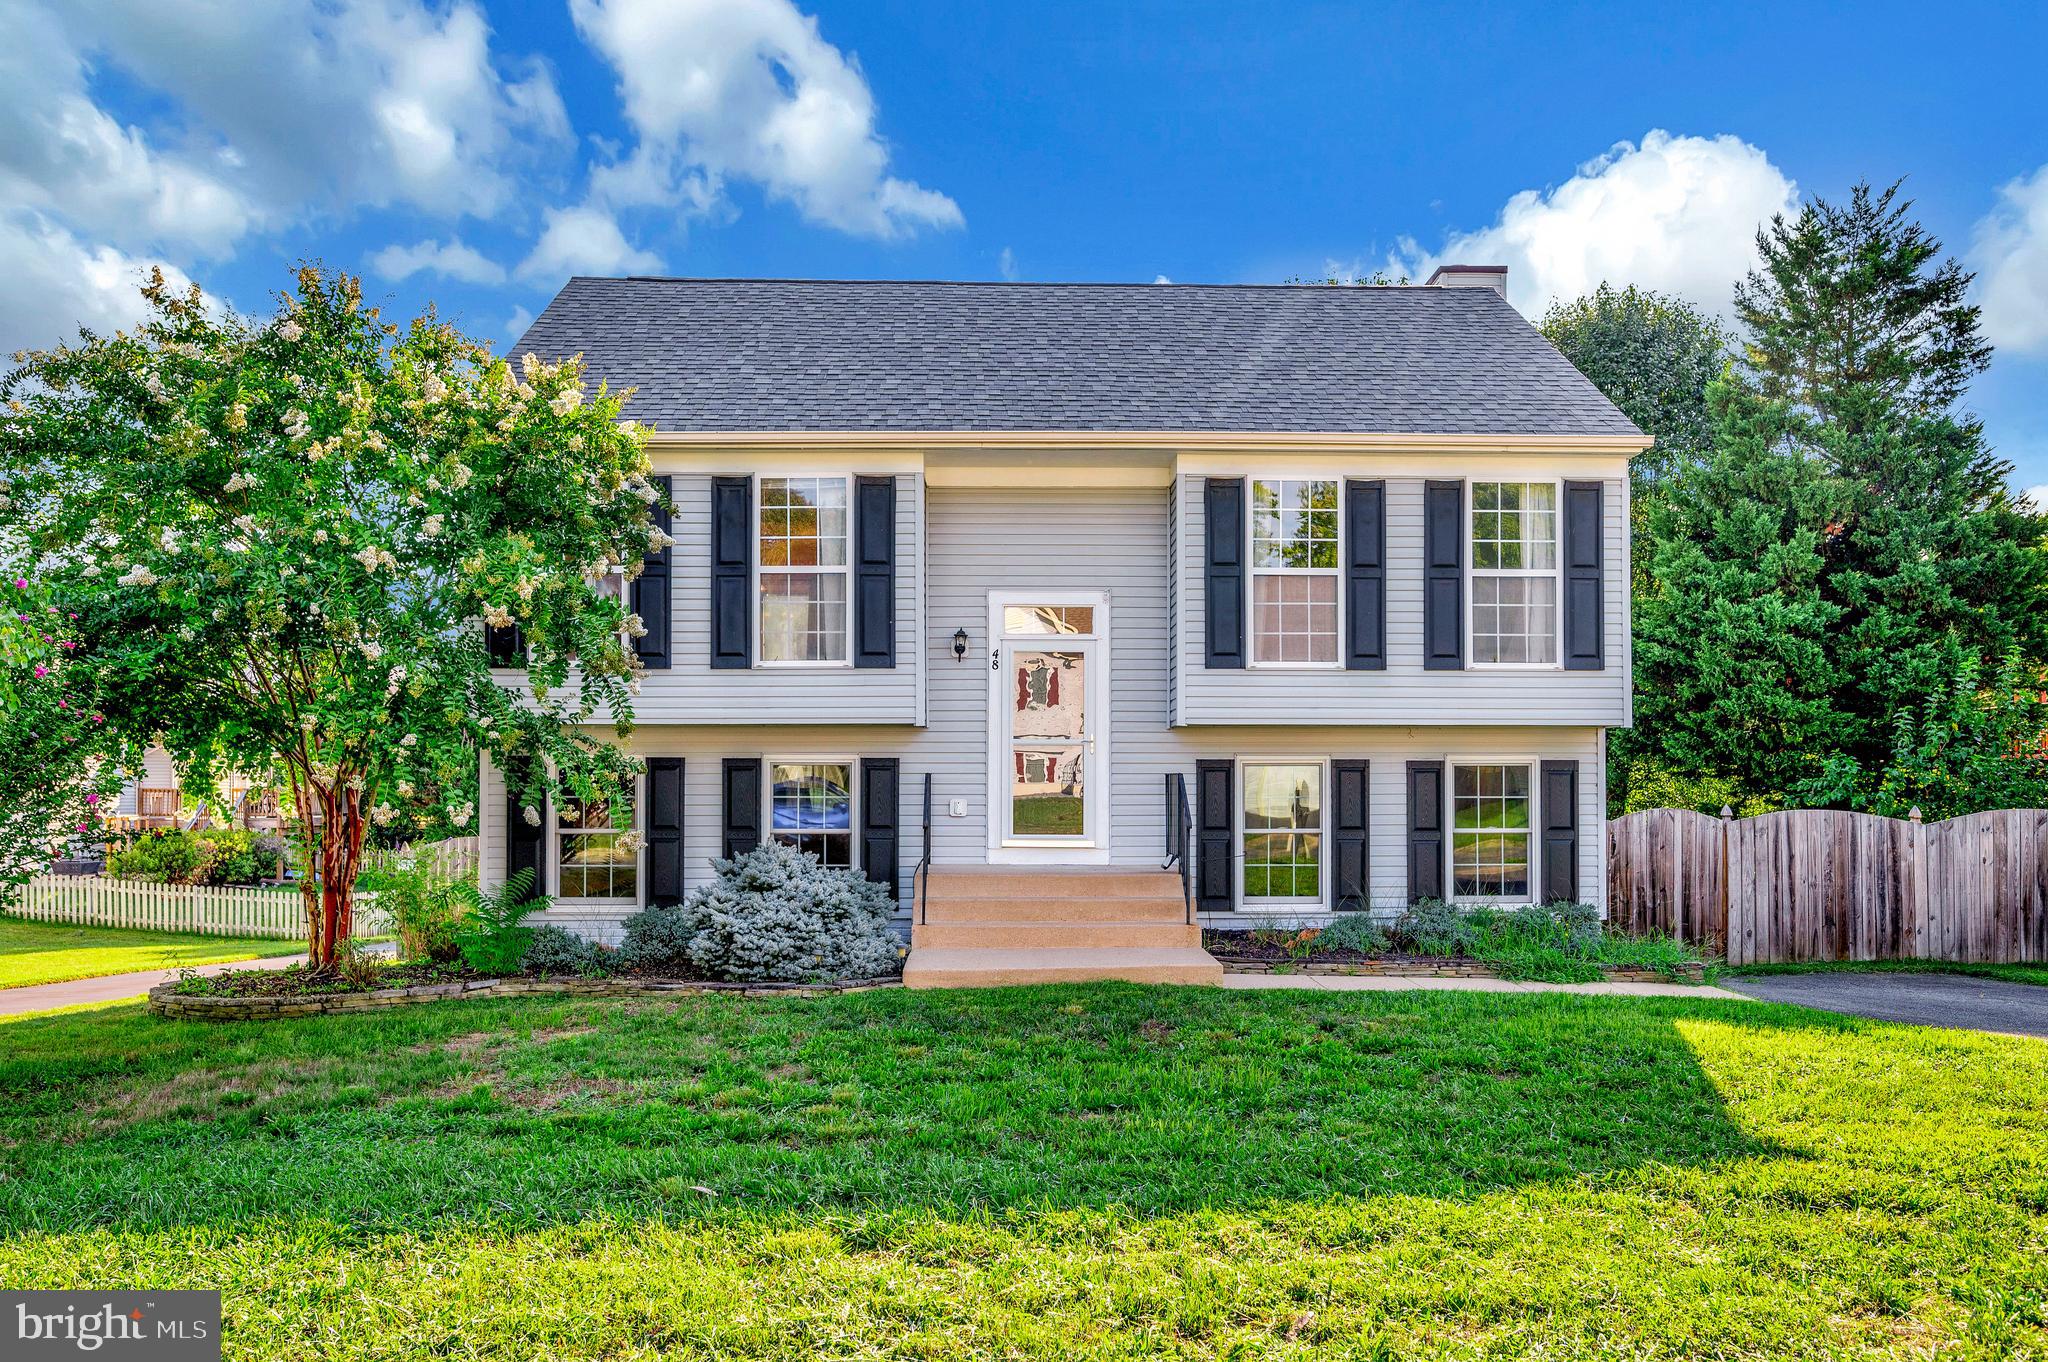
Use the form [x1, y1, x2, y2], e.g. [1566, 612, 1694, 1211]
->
[1736, 180, 1991, 434]
[1619, 379, 1851, 807]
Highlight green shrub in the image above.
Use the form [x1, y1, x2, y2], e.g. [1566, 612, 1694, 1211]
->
[1392, 899, 1473, 956]
[104, 828, 280, 885]
[1316, 913, 1391, 955]
[452, 869, 545, 974]
[630, 841, 902, 983]
[523, 925, 615, 978]
[363, 859, 466, 963]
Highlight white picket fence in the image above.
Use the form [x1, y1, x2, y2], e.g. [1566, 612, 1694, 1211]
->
[364, 835, 480, 880]
[10, 875, 388, 940]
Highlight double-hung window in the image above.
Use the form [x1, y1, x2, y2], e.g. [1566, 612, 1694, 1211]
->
[758, 476, 850, 664]
[1471, 482, 1559, 665]
[556, 794, 638, 901]
[1450, 762, 1532, 901]
[1240, 761, 1324, 904]
[768, 759, 856, 868]
[1249, 478, 1339, 665]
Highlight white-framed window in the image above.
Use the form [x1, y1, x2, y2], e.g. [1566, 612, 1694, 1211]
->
[1249, 477, 1340, 666]
[767, 758, 856, 868]
[590, 564, 630, 649]
[758, 475, 850, 665]
[1470, 481, 1559, 666]
[556, 791, 639, 902]
[1239, 760, 1325, 905]
[1449, 761, 1534, 902]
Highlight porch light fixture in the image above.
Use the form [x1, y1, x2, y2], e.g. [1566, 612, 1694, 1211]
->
[952, 628, 969, 660]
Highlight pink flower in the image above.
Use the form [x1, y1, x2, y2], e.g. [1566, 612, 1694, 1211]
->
[57, 700, 67, 709]
[85, 793, 99, 804]
[32, 665, 46, 677]
[75, 824, 87, 833]
[13, 578, 24, 589]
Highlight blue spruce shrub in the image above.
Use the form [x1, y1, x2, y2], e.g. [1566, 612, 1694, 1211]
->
[617, 900, 696, 972]
[673, 841, 903, 982]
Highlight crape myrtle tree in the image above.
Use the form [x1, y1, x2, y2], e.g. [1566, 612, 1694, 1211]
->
[0, 267, 673, 966]
[0, 574, 124, 904]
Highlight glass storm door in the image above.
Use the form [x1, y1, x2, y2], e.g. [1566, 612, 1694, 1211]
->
[994, 599, 1103, 849]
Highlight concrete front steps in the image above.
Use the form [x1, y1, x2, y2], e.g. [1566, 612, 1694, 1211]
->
[904, 866, 1222, 989]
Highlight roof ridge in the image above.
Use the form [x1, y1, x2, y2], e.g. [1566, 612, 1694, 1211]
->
[592, 275, 1438, 292]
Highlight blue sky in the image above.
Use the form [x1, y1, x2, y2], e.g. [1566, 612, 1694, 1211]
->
[5, 0, 2045, 496]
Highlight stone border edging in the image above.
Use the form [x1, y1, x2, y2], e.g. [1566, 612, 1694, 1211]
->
[1211, 957, 1705, 985]
[148, 973, 903, 1020]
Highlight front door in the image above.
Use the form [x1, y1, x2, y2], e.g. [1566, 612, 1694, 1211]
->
[989, 594, 1108, 859]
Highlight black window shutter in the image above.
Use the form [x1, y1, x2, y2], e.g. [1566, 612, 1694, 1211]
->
[1344, 480, 1386, 670]
[631, 474, 673, 669]
[1561, 480, 1604, 671]
[1194, 759, 1234, 911]
[645, 757, 685, 907]
[1332, 759, 1370, 910]
[720, 758, 763, 859]
[1203, 478, 1245, 668]
[853, 475, 897, 669]
[859, 757, 899, 891]
[1406, 760, 1445, 902]
[484, 624, 523, 668]
[1423, 480, 1464, 671]
[710, 476, 752, 669]
[1540, 760, 1580, 903]
[503, 759, 546, 903]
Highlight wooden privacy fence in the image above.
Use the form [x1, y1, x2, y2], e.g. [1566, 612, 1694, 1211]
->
[9, 876, 392, 941]
[1609, 807, 2048, 965]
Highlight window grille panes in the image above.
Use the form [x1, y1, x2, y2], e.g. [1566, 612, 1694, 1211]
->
[1250, 479, 1338, 664]
[759, 477, 849, 662]
[1472, 482, 1558, 664]
[1242, 763, 1323, 901]
[557, 798, 637, 900]
[769, 761, 854, 868]
[1451, 764, 1532, 899]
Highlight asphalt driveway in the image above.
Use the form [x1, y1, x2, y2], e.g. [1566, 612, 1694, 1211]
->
[1723, 971, 2048, 1039]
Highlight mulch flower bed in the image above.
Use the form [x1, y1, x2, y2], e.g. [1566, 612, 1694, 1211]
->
[1200, 930, 1706, 983]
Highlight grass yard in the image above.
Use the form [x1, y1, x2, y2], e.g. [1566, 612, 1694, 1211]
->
[1730, 958, 2048, 989]
[0, 987, 2044, 1360]
[0, 917, 294, 989]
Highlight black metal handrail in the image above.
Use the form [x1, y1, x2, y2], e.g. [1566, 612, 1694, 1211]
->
[1164, 772, 1194, 926]
[916, 772, 933, 926]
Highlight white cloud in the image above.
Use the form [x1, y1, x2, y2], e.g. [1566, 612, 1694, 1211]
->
[2024, 484, 2048, 512]
[0, 213, 196, 359]
[1973, 164, 2048, 356]
[516, 205, 661, 284]
[998, 246, 1017, 281]
[50, 0, 570, 225]
[503, 305, 534, 344]
[1153, 274, 1172, 285]
[369, 237, 507, 285]
[1394, 131, 1799, 318]
[567, 0, 962, 239]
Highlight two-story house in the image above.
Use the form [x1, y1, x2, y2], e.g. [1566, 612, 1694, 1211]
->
[483, 269, 1647, 986]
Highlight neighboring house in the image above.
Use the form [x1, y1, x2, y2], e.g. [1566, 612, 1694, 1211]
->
[486, 268, 1647, 985]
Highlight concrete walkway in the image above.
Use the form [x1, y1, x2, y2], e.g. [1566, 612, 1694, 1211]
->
[1220, 972, 1750, 999]
[0, 944, 402, 1019]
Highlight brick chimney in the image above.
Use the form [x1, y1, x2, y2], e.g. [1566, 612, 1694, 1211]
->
[1424, 264, 1508, 298]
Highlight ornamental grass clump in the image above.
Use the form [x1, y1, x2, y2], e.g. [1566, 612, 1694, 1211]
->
[621, 841, 902, 982]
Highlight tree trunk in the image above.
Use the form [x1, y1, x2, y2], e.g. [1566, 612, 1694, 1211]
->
[306, 783, 367, 971]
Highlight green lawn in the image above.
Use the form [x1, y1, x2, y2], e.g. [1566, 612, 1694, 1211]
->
[0, 918, 296, 990]
[0, 986, 2044, 1359]
[1729, 958, 2048, 988]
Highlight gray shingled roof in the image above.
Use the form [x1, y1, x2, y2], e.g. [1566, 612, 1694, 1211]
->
[514, 277, 1640, 438]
